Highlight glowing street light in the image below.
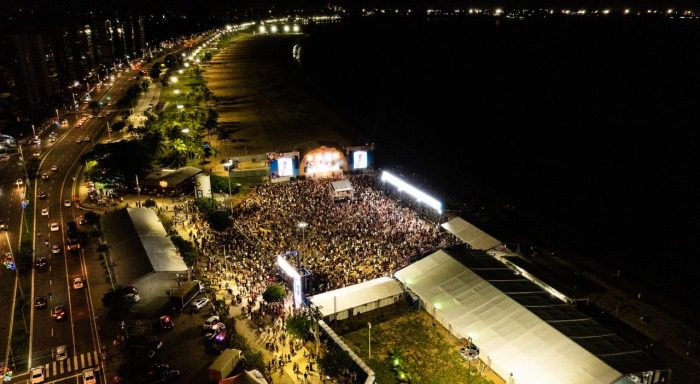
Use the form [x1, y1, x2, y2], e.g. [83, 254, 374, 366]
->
[181, 128, 189, 134]
[169, 76, 178, 83]
[178, 69, 184, 74]
[174, 89, 180, 94]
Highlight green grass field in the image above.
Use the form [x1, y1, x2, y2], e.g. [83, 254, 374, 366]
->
[342, 309, 495, 384]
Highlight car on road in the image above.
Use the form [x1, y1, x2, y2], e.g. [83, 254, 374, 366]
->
[41, 208, 49, 216]
[35, 257, 48, 270]
[50, 165, 58, 171]
[75, 137, 83, 143]
[82, 368, 96, 384]
[30, 366, 45, 383]
[202, 315, 220, 330]
[191, 297, 209, 311]
[78, 216, 89, 225]
[124, 293, 140, 303]
[50, 222, 60, 231]
[34, 296, 47, 309]
[38, 191, 47, 199]
[41, 173, 49, 180]
[33, 152, 41, 158]
[0, 220, 7, 231]
[63, 200, 72, 207]
[55, 345, 68, 361]
[159, 315, 174, 330]
[16, 178, 23, 185]
[52, 305, 66, 320]
[51, 245, 62, 254]
[73, 277, 84, 289]
[82, 136, 91, 142]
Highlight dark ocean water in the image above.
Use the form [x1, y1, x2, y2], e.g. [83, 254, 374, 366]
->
[296, 16, 700, 310]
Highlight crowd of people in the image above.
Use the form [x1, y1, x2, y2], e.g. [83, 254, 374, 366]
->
[168, 173, 459, 382]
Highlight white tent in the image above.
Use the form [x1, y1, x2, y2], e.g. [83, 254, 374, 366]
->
[309, 277, 403, 320]
[441, 217, 501, 250]
[127, 208, 188, 272]
[394, 250, 626, 384]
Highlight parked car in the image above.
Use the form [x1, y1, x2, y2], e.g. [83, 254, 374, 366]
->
[50, 165, 58, 171]
[51, 245, 62, 254]
[50, 222, 60, 231]
[63, 200, 72, 207]
[191, 297, 209, 311]
[202, 315, 220, 330]
[38, 191, 47, 199]
[41, 208, 49, 216]
[124, 293, 140, 303]
[41, 173, 49, 180]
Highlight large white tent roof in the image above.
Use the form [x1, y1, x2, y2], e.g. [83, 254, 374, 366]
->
[127, 208, 188, 272]
[394, 250, 625, 384]
[441, 216, 501, 250]
[309, 277, 403, 318]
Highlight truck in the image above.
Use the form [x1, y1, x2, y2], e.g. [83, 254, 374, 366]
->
[208, 349, 243, 382]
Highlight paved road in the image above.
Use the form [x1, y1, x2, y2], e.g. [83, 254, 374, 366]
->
[25, 69, 138, 384]
[0, 147, 26, 373]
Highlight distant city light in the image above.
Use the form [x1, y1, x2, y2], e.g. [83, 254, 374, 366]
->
[174, 89, 180, 94]
[259, 25, 267, 34]
[170, 76, 178, 83]
[624, 8, 631, 14]
[381, 171, 442, 213]
[178, 69, 184, 74]
[494, 8, 503, 16]
[177, 104, 184, 109]
[271, 25, 278, 33]
[283, 25, 290, 33]
[293, 25, 300, 32]
[226, 25, 232, 31]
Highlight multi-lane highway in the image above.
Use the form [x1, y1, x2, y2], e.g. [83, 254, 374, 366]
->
[0, 68, 139, 384]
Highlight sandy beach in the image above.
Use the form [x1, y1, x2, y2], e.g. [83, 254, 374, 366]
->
[203, 33, 354, 159]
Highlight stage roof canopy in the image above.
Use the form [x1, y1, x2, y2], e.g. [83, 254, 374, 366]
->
[127, 208, 188, 272]
[309, 276, 403, 318]
[441, 216, 501, 250]
[394, 248, 643, 384]
[331, 179, 353, 193]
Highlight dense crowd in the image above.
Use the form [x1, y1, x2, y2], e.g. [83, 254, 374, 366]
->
[189, 174, 456, 294]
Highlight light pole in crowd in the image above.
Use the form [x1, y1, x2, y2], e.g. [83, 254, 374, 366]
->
[297, 221, 308, 266]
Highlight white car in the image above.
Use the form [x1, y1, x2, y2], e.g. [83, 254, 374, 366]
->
[63, 200, 72, 207]
[30, 366, 45, 383]
[33, 152, 41, 158]
[82, 368, 96, 384]
[191, 297, 210, 311]
[55, 345, 68, 361]
[16, 178, 23, 185]
[75, 137, 82, 143]
[41, 173, 49, 180]
[202, 315, 220, 329]
[73, 277, 84, 289]
[50, 222, 60, 231]
[50, 165, 58, 171]
[41, 208, 49, 216]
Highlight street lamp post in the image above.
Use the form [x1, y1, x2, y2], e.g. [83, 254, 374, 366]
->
[368, 322, 372, 359]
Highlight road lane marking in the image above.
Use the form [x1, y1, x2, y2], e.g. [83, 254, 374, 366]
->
[81, 352, 85, 367]
[66, 357, 71, 371]
[49, 279, 52, 286]
[85, 352, 90, 366]
[51, 327, 54, 337]
[73, 355, 78, 370]
[93, 350, 99, 364]
[59, 360, 64, 374]
[48, 363, 52, 377]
